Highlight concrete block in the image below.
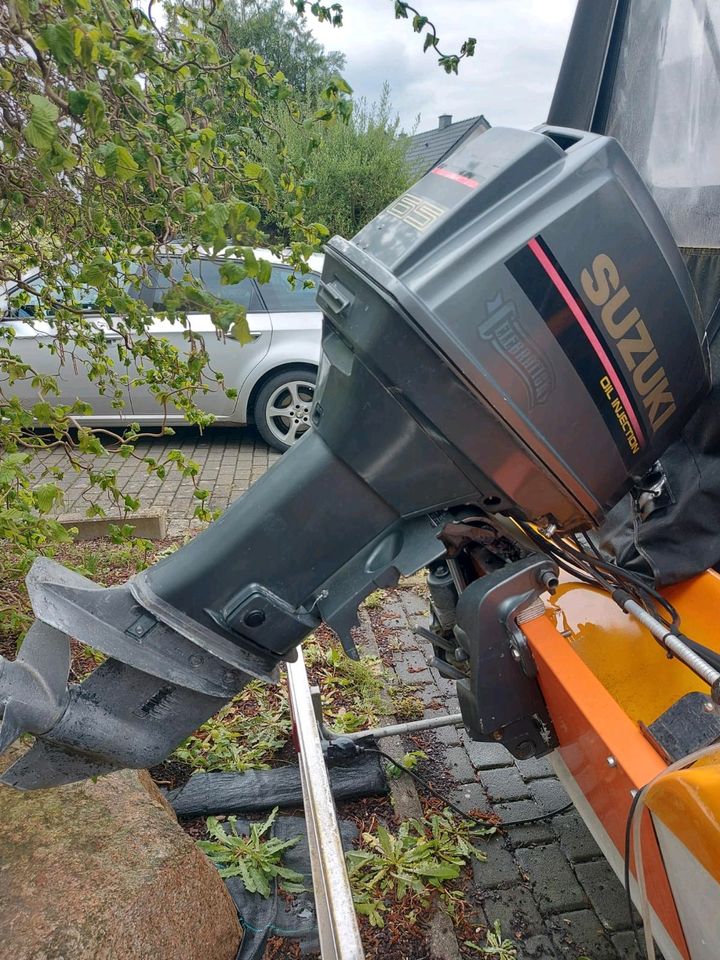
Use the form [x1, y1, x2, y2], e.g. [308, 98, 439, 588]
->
[515, 844, 588, 914]
[575, 859, 639, 932]
[551, 909, 619, 959]
[552, 810, 602, 864]
[493, 800, 557, 847]
[516, 755, 555, 780]
[481, 766, 532, 802]
[472, 833, 522, 889]
[481, 884, 547, 939]
[443, 745, 477, 784]
[58, 509, 167, 541]
[462, 735, 515, 770]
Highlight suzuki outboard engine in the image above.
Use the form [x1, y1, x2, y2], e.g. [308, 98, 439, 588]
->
[0, 125, 709, 788]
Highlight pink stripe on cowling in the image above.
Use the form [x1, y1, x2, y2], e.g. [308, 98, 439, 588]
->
[527, 237, 645, 446]
[431, 166, 479, 189]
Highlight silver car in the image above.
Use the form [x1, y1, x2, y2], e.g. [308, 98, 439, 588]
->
[2, 252, 323, 452]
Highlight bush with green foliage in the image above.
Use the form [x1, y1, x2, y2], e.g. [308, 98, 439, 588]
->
[264, 83, 414, 238]
[0, 0, 475, 629]
[0, 0, 352, 564]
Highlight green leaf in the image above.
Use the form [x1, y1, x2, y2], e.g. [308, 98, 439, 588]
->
[35, 483, 61, 514]
[167, 112, 187, 134]
[114, 145, 139, 182]
[68, 87, 105, 129]
[24, 95, 59, 151]
[256, 259, 272, 285]
[67, 89, 90, 117]
[40, 22, 74, 69]
[243, 161, 265, 180]
[218, 261, 247, 286]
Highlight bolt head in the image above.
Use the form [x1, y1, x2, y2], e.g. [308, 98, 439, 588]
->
[607, 756, 617, 768]
[244, 608, 266, 628]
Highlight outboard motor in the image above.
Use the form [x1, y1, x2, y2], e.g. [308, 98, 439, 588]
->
[0, 125, 709, 788]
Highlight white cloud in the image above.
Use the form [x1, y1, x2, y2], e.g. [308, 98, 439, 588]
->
[305, 0, 578, 133]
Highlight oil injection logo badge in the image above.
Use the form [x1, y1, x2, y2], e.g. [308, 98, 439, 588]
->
[478, 292, 556, 408]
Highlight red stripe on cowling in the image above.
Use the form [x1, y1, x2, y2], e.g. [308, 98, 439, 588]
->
[527, 237, 645, 446]
[431, 166, 479, 189]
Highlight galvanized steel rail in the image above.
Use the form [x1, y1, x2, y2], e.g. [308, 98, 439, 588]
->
[285, 647, 365, 960]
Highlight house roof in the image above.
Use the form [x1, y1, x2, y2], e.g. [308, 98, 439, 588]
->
[406, 115, 491, 175]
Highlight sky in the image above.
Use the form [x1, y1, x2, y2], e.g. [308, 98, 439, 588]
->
[307, 0, 579, 134]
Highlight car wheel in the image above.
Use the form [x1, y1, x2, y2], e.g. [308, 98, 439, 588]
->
[253, 366, 317, 452]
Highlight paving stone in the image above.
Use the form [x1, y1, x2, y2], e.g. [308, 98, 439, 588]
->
[528, 777, 571, 813]
[515, 844, 588, 915]
[552, 810, 602, 863]
[462, 735, 515, 770]
[433, 723, 462, 747]
[516, 755, 555, 780]
[413, 678, 443, 701]
[481, 766, 532, 802]
[442, 745, 477, 784]
[380, 601, 407, 628]
[394, 650, 432, 684]
[493, 800, 557, 847]
[481, 885, 547, 939]
[449, 782, 491, 815]
[423, 704, 452, 719]
[611, 930, 646, 959]
[460, 898, 489, 934]
[399, 591, 428, 616]
[390, 627, 421, 651]
[551, 910, 620, 960]
[32, 425, 272, 533]
[472, 833, 521, 889]
[433, 675, 459, 699]
[518, 934, 561, 959]
[575, 859, 638, 932]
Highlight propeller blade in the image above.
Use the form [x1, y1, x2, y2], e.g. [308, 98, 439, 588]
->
[16, 621, 71, 707]
[0, 740, 118, 791]
[0, 700, 25, 755]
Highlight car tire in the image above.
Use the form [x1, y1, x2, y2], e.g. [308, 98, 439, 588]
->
[253, 366, 318, 453]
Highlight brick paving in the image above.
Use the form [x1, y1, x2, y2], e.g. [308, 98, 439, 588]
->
[28, 428, 641, 958]
[28, 426, 281, 537]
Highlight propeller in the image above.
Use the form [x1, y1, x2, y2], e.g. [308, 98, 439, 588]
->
[0, 559, 252, 791]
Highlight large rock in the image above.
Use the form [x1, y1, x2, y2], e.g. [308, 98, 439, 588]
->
[0, 744, 242, 960]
